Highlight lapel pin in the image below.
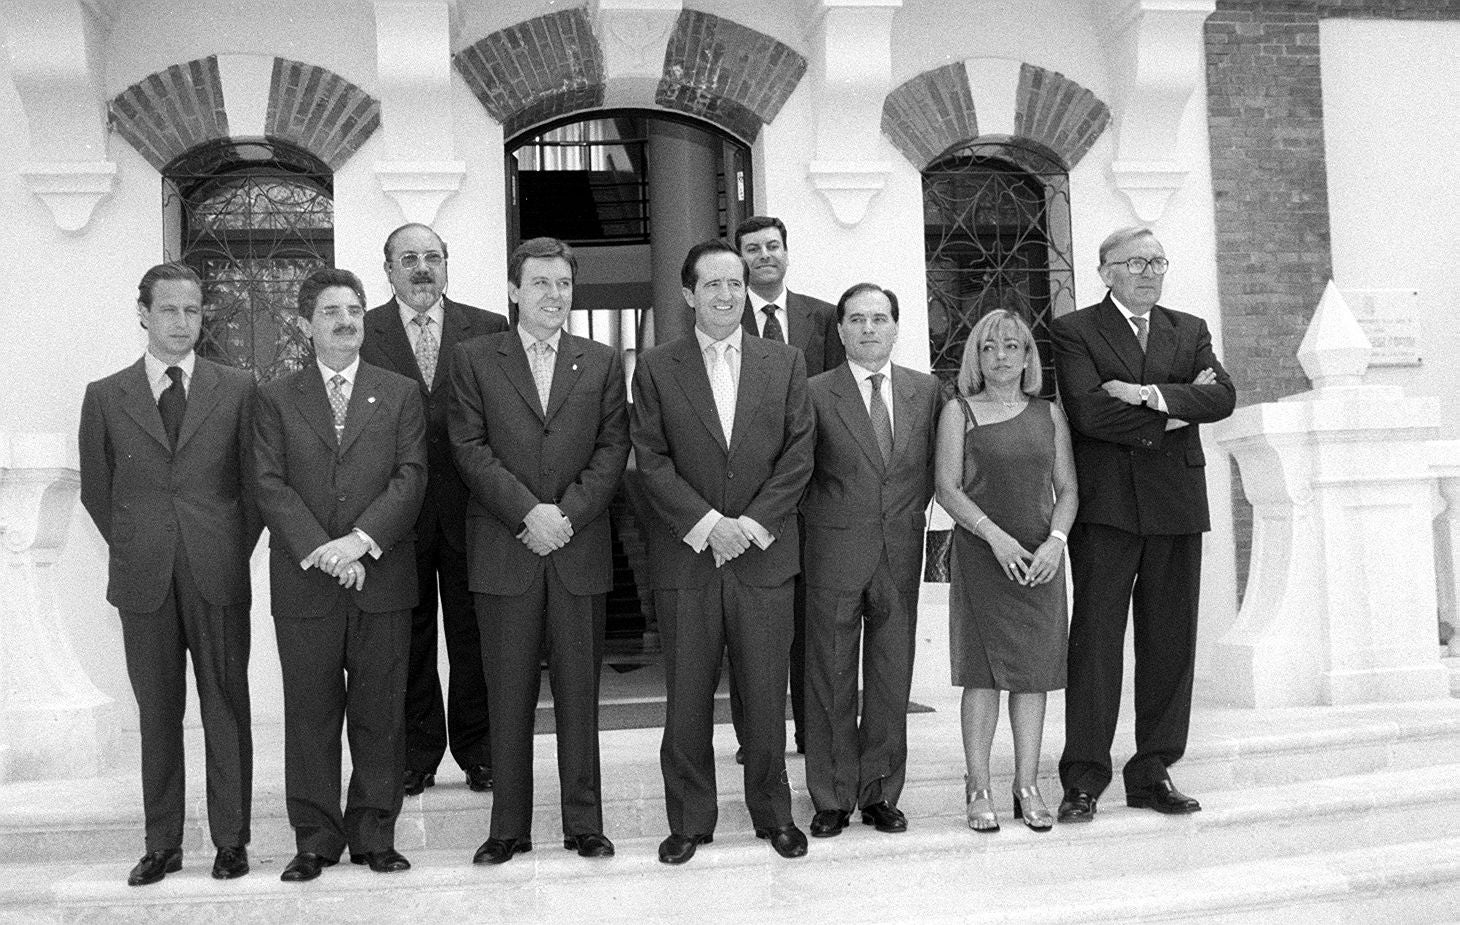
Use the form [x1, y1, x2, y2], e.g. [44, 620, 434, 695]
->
[368, 396, 376, 404]
[572, 364, 578, 371]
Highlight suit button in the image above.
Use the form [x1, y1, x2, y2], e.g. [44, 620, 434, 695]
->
[164, 522, 176, 533]
[337, 494, 347, 502]
[727, 471, 734, 479]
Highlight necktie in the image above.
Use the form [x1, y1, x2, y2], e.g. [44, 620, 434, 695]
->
[159, 366, 185, 449]
[328, 374, 348, 443]
[706, 341, 737, 444]
[529, 340, 554, 414]
[1132, 315, 1149, 353]
[760, 305, 784, 343]
[413, 314, 438, 386]
[868, 372, 892, 465]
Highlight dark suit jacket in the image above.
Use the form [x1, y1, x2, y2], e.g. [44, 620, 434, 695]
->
[253, 360, 428, 618]
[448, 330, 630, 596]
[740, 291, 845, 378]
[1051, 295, 1236, 535]
[630, 332, 814, 590]
[360, 297, 507, 548]
[801, 363, 940, 591]
[79, 357, 260, 612]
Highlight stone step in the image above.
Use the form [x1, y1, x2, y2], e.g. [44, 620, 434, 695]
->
[3, 700, 1459, 864]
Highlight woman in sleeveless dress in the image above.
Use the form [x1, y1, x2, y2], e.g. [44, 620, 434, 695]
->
[934, 309, 1077, 833]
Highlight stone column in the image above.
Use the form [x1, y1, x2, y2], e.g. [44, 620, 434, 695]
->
[0, 433, 117, 782]
[1212, 283, 1451, 706]
[646, 121, 719, 344]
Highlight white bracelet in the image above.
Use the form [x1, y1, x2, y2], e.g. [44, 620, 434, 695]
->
[972, 515, 988, 537]
[1048, 529, 1068, 544]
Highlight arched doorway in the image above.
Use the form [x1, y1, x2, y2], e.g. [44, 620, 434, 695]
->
[162, 139, 334, 381]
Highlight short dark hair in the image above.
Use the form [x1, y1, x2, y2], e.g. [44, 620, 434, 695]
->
[137, 263, 202, 307]
[835, 282, 899, 324]
[297, 268, 366, 320]
[680, 239, 748, 290]
[733, 215, 787, 252]
[509, 237, 578, 286]
[383, 223, 449, 262]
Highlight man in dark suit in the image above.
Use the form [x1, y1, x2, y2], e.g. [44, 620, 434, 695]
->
[631, 239, 815, 865]
[733, 215, 844, 757]
[801, 283, 940, 838]
[254, 268, 427, 881]
[449, 236, 630, 865]
[360, 222, 506, 797]
[1050, 226, 1235, 823]
[79, 263, 259, 886]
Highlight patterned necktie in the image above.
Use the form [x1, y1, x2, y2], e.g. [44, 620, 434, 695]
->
[529, 340, 554, 414]
[328, 374, 348, 443]
[760, 305, 784, 343]
[868, 372, 893, 465]
[706, 341, 737, 444]
[159, 366, 186, 449]
[1132, 314, 1149, 353]
[412, 313, 438, 386]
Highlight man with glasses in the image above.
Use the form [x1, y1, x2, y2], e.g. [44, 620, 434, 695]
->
[255, 267, 427, 881]
[362, 223, 507, 798]
[1050, 226, 1235, 825]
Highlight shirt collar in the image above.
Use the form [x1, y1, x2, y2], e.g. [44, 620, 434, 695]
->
[695, 325, 743, 354]
[1109, 293, 1150, 324]
[517, 325, 563, 354]
[747, 287, 787, 311]
[145, 349, 196, 385]
[847, 358, 891, 383]
[398, 297, 444, 331]
[316, 355, 361, 385]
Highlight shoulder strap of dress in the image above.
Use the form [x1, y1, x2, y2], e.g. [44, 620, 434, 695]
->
[956, 394, 976, 426]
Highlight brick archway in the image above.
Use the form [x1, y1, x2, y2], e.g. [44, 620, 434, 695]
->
[108, 56, 380, 172]
[881, 61, 1110, 171]
[453, 8, 806, 143]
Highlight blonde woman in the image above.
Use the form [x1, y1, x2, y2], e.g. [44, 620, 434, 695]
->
[934, 309, 1077, 833]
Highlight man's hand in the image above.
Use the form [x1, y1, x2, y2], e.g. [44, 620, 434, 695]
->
[336, 560, 365, 590]
[1192, 368, 1217, 386]
[519, 503, 573, 556]
[1100, 380, 1143, 405]
[707, 517, 752, 567]
[305, 533, 370, 577]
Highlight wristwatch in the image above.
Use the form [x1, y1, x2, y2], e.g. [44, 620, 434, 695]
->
[1138, 385, 1152, 406]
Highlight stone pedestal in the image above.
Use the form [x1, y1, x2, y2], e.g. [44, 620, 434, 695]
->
[1212, 284, 1451, 706]
[0, 434, 117, 782]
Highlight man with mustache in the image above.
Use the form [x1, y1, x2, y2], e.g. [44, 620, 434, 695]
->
[254, 267, 427, 881]
[79, 263, 259, 885]
[361, 223, 507, 798]
[733, 215, 843, 759]
[631, 239, 815, 864]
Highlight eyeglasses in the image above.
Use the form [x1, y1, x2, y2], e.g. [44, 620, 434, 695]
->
[1105, 256, 1169, 275]
[395, 252, 445, 269]
[318, 306, 365, 320]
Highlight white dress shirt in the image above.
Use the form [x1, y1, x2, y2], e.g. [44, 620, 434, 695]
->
[747, 287, 789, 341]
[398, 299, 445, 352]
[847, 359, 895, 435]
[1110, 294, 1167, 412]
[144, 349, 196, 400]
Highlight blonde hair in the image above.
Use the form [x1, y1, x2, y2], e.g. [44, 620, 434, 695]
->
[956, 309, 1042, 397]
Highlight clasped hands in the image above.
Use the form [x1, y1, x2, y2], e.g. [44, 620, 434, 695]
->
[982, 524, 1063, 587]
[1101, 368, 1217, 430]
[303, 532, 369, 590]
[518, 503, 573, 556]
[707, 516, 761, 568]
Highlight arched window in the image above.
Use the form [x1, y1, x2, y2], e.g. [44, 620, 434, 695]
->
[923, 140, 1074, 399]
[163, 140, 334, 381]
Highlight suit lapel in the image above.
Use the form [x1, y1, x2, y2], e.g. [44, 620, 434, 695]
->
[174, 359, 223, 453]
[728, 338, 772, 455]
[338, 363, 384, 455]
[889, 365, 920, 465]
[370, 299, 425, 388]
[1143, 306, 1177, 384]
[436, 297, 478, 392]
[1095, 297, 1146, 382]
[785, 291, 812, 353]
[500, 332, 546, 421]
[295, 366, 341, 450]
[544, 334, 586, 424]
[669, 336, 728, 452]
[119, 358, 171, 450]
[831, 364, 885, 472]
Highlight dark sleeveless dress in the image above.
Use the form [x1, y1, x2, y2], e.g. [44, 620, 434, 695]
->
[949, 397, 1067, 692]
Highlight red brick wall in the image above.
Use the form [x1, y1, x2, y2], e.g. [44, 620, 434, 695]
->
[109, 57, 229, 171]
[265, 59, 379, 171]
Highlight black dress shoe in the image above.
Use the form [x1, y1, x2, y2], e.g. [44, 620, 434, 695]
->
[756, 824, 808, 859]
[860, 801, 908, 833]
[473, 837, 532, 865]
[211, 845, 249, 880]
[280, 852, 336, 882]
[1057, 788, 1098, 823]
[465, 764, 494, 792]
[1126, 779, 1202, 814]
[350, 848, 411, 872]
[809, 809, 851, 838]
[402, 769, 435, 797]
[127, 848, 182, 886]
[563, 833, 615, 857]
[657, 833, 712, 865]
